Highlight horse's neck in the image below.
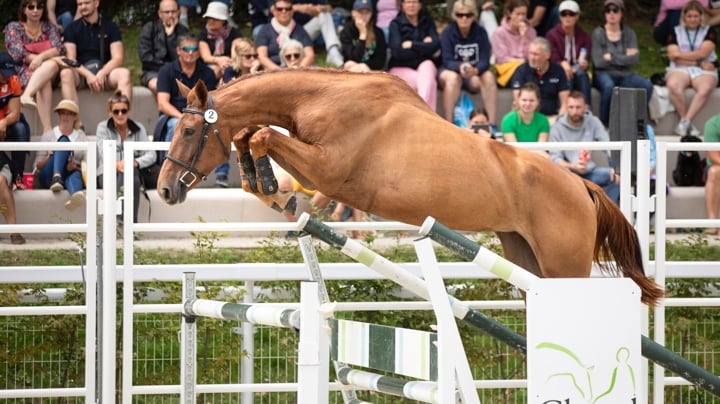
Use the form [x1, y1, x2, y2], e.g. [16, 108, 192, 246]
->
[216, 76, 301, 129]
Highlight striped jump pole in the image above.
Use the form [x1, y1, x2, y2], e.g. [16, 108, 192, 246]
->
[337, 367, 443, 403]
[183, 299, 301, 330]
[419, 216, 720, 399]
[297, 213, 528, 354]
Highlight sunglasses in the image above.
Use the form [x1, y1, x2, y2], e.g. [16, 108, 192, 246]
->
[275, 6, 292, 12]
[26, 3, 44, 10]
[285, 53, 301, 60]
[242, 53, 259, 59]
[112, 108, 128, 116]
[454, 12, 474, 19]
[604, 6, 620, 13]
[180, 45, 199, 52]
[560, 11, 577, 17]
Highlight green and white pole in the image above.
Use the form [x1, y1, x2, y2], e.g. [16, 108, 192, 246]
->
[184, 299, 301, 330]
[419, 216, 720, 399]
[298, 213, 528, 354]
[337, 367, 443, 403]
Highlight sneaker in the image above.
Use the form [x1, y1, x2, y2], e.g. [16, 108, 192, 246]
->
[65, 191, 85, 211]
[674, 119, 689, 136]
[215, 175, 229, 188]
[689, 123, 701, 136]
[50, 176, 64, 192]
[10, 233, 26, 245]
[326, 47, 344, 68]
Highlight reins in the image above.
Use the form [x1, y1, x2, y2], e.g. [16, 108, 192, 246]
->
[165, 95, 231, 188]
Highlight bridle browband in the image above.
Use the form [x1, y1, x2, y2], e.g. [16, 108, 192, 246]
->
[165, 95, 231, 188]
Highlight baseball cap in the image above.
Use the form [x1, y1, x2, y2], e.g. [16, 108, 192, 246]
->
[604, 0, 624, 9]
[559, 0, 580, 13]
[54, 99, 80, 115]
[353, 0, 372, 11]
[0, 52, 16, 78]
[203, 1, 229, 20]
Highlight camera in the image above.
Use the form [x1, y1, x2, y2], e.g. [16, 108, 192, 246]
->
[471, 123, 491, 134]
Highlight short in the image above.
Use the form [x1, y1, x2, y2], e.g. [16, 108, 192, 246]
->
[666, 65, 719, 81]
[141, 71, 159, 87]
[0, 162, 11, 186]
[437, 67, 482, 92]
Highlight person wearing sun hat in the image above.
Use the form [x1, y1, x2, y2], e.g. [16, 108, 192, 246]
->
[545, 0, 592, 106]
[33, 99, 87, 211]
[198, 1, 243, 79]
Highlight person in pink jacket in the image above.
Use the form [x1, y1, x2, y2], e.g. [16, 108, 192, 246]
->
[491, 0, 536, 87]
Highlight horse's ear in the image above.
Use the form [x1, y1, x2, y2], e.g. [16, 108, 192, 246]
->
[194, 80, 209, 106]
[177, 80, 191, 98]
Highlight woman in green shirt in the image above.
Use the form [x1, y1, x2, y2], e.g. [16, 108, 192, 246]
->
[501, 82, 550, 143]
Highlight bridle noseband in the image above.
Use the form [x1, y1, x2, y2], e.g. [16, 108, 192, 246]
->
[165, 95, 231, 188]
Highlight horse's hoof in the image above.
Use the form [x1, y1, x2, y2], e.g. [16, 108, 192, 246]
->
[284, 195, 297, 216]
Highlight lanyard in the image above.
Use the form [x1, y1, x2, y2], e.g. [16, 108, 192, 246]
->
[685, 28, 700, 51]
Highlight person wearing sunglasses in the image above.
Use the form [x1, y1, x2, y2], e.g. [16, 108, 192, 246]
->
[545, 0, 592, 107]
[198, 1, 244, 80]
[4, 0, 66, 134]
[256, 0, 315, 71]
[339, 0, 386, 72]
[438, 0, 497, 126]
[590, 0, 653, 127]
[388, 0, 441, 111]
[138, 0, 190, 96]
[220, 37, 261, 86]
[60, 0, 133, 130]
[33, 99, 87, 212]
[665, 0, 718, 136]
[279, 39, 306, 68]
[96, 91, 157, 225]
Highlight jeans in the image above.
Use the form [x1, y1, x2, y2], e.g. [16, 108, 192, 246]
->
[571, 69, 592, 107]
[5, 117, 30, 181]
[164, 116, 230, 178]
[593, 71, 653, 126]
[38, 136, 84, 195]
[56, 11, 75, 31]
[581, 166, 619, 204]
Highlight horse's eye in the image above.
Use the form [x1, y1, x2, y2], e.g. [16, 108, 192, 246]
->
[183, 128, 195, 137]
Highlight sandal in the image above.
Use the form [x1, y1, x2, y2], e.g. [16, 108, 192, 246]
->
[10, 233, 26, 245]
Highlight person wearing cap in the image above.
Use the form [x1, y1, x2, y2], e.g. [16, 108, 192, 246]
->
[4, 0, 66, 134]
[545, 0, 592, 107]
[137, 0, 190, 95]
[198, 1, 244, 79]
[591, 0, 653, 127]
[33, 99, 87, 211]
[0, 51, 31, 192]
[339, 0, 387, 72]
[60, 0, 133, 128]
[665, 0, 718, 136]
[256, 0, 315, 70]
[438, 0, 497, 125]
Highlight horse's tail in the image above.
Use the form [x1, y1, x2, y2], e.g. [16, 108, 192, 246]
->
[585, 181, 665, 306]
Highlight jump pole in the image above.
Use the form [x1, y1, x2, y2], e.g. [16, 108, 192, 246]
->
[418, 216, 720, 399]
[297, 213, 528, 354]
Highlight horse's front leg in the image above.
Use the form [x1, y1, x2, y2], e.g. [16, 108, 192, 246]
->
[246, 127, 296, 214]
[233, 126, 262, 194]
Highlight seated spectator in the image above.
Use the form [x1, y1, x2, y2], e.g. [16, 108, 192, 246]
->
[221, 38, 261, 86]
[290, 0, 344, 67]
[545, 0, 592, 106]
[467, 107, 494, 138]
[0, 52, 31, 191]
[591, 0, 653, 127]
[279, 39, 306, 68]
[387, 0, 441, 111]
[33, 99, 86, 211]
[198, 2, 244, 79]
[704, 114, 720, 234]
[138, 0, 190, 95]
[666, 1, 718, 136]
[527, 0, 559, 37]
[439, 0, 497, 124]
[654, 0, 709, 45]
[156, 35, 227, 186]
[510, 37, 570, 120]
[501, 82, 549, 143]
[549, 91, 619, 203]
[96, 91, 157, 224]
[491, 0, 536, 87]
[256, 0, 315, 71]
[4, 0, 66, 134]
[0, 152, 24, 244]
[46, 0, 78, 34]
[60, 0, 133, 128]
[340, 0, 387, 72]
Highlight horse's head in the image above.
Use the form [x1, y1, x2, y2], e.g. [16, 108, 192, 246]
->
[157, 80, 231, 205]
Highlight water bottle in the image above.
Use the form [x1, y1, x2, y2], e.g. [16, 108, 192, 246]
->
[573, 48, 587, 72]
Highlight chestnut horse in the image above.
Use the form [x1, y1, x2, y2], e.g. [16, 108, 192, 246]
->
[156, 69, 663, 306]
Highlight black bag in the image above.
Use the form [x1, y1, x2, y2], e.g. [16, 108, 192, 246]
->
[140, 163, 161, 190]
[673, 135, 705, 186]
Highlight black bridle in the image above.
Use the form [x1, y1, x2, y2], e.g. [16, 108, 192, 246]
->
[165, 95, 231, 188]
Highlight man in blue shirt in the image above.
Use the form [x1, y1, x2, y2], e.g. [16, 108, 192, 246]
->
[510, 37, 569, 119]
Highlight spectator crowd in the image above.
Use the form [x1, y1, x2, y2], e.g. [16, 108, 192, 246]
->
[3, 0, 720, 242]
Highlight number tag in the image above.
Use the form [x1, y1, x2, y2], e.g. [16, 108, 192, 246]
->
[204, 109, 218, 124]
